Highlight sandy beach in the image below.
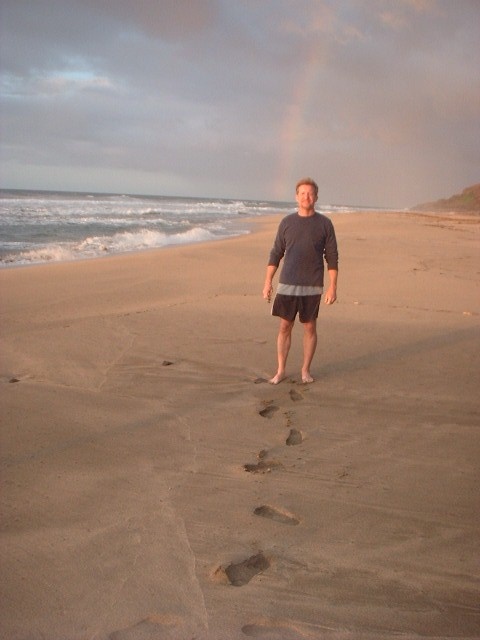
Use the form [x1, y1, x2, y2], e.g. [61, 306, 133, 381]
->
[1, 211, 479, 639]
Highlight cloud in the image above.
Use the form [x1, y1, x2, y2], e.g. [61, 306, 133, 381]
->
[0, 0, 479, 206]
[84, 0, 219, 40]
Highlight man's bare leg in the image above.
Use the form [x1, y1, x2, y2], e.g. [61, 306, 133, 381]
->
[301, 320, 317, 383]
[269, 318, 294, 384]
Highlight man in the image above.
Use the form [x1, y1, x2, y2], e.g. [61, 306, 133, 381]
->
[262, 178, 338, 384]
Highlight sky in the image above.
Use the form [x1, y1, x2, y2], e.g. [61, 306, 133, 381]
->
[1, 0, 479, 207]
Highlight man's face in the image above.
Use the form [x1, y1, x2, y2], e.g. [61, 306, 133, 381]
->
[296, 184, 318, 212]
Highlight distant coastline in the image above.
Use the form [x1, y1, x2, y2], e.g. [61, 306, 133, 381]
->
[412, 183, 480, 214]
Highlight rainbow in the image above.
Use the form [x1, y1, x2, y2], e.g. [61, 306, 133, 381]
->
[273, 43, 323, 201]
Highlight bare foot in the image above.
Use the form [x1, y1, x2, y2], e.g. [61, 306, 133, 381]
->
[269, 372, 286, 385]
[301, 372, 314, 384]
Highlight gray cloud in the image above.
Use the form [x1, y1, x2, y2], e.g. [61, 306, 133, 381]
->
[1, 0, 479, 206]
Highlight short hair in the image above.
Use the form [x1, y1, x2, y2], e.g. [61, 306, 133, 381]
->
[295, 177, 318, 196]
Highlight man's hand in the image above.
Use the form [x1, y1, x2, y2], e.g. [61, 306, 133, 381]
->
[263, 266, 277, 303]
[324, 286, 337, 305]
[263, 283, 273, 302]
[324, 269, 338, 305]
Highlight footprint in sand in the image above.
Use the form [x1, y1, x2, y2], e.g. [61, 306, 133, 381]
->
[244, 449, 283, 473]
[259, 403, 279, 418]
[286, 428, 303, 446]
[289, 388, 303, 401]
[253, 505, 300, 526]
[224, 552, 270, 586]
[244, 458, 283, 474]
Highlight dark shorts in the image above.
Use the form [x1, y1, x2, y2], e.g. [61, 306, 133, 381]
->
[271, 294, 321, 323]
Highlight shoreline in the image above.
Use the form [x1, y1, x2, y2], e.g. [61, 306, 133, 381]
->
[1, 211, 479, 639]
[2, 207, 475, 272]
[0, 212, 281, 272]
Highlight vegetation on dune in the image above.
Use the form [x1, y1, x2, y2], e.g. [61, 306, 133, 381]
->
[413, 183, 480, 213]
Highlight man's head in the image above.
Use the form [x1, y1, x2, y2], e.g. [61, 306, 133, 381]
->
[295, 177, 318, 197]
[295, 178, 318, 216]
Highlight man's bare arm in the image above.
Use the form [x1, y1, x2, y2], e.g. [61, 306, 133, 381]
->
[324, 268, 338, 305]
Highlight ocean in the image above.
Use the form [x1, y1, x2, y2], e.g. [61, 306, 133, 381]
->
[0, 189, 356, 268]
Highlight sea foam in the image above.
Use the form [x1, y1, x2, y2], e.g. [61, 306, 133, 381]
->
[0, 189, 359, 267]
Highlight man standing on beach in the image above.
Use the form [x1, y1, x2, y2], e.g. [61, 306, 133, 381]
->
[262, 178, 338, 384]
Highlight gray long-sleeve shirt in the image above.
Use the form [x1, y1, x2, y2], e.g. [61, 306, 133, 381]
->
[268, 212, 338, 288]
